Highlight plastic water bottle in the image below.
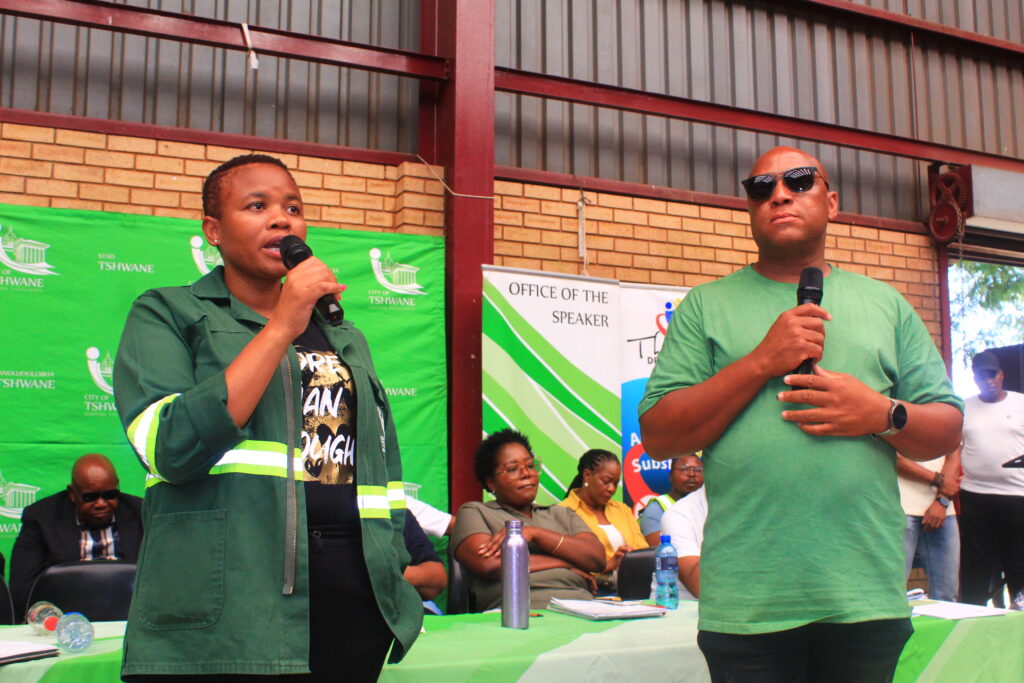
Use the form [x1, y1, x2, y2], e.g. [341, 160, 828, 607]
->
[26, 601, 63, 635]
[501, 519, 529, 629]
[55, 612, 94, 653]
[655, 534, 679, 610]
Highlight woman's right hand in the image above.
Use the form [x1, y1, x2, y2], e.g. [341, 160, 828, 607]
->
[477, 528, 507, 559]
[267, 257, 346, 340]
[605, 545, 632, 572]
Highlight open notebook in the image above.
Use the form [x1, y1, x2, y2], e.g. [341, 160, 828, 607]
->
[548, 598, 667, 620]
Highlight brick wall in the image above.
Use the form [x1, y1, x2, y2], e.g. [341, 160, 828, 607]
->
[0, 123, 445, 235]
[0, 122, 942, 338]
[492, 180, 943, 338]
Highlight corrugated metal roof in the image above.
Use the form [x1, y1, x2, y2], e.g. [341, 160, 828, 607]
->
[0, 1, 421, 150]
[494, 0, 1023, 221]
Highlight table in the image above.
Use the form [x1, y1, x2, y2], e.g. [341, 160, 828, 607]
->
[0, 605, 1021, 682]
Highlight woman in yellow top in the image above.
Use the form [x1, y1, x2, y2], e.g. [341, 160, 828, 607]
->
[559, 449, 648, 588]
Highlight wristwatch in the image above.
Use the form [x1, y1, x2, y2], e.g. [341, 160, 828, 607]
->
[936, 496, 951, 508]
[873, 398, 907, 438]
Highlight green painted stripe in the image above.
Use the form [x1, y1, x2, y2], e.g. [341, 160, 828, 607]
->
[482, 336, 619, 452]
[483, 284, 618, 441]
[484, 279, 618, 419]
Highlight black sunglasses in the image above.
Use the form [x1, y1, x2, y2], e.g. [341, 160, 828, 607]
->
[78, 488, 119, 503]
[741, 166, 829, 201]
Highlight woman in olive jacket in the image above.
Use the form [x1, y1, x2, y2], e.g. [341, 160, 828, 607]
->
[114, 155, 421, 680]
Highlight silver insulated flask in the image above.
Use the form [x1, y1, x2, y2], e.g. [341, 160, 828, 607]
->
[501, 519, 529, 629]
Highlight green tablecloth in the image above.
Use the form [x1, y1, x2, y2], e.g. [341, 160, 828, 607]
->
[1, 605, 1021, 682]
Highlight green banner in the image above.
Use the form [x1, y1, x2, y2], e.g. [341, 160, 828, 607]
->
[0, 203, 447, 563]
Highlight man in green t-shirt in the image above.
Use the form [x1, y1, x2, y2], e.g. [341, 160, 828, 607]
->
[639, 146, 963, 682]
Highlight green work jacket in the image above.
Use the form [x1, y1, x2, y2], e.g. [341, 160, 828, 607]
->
[113, 267, 421, 676]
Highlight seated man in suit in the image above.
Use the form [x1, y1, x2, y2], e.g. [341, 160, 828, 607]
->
[10, 453, 143, 617]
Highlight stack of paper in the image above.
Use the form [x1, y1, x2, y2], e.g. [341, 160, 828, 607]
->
[0, 640, 59, 665]
[548, 598, 667, 620]
[912, 601, 1009, 620]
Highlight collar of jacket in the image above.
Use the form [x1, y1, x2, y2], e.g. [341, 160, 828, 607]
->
[190, 266, 356, 333]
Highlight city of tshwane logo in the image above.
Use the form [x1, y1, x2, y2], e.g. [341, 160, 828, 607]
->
[0, 470, 40, 520]
[86, 347, 115, 395]
[0, 225, 57, 276]
[190, 235, 223, 275]
[369, 248, 425, 296]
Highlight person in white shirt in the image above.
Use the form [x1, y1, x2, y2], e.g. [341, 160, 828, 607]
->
[406, 496, 454, 538]
[658, 485, 707, 600]
[958, 350, 1024, 606]
[896, 451, 960, 601]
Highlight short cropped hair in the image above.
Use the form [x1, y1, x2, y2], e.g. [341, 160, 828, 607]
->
[202, 154, 292, 218]
[474, 429, 534, 491]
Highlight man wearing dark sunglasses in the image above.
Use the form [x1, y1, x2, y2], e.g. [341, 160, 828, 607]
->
[9, 453, 143, 619]
[640, 146, 963, 682]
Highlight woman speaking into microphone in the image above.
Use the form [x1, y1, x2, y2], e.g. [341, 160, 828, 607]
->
[113, 154, 420, 681]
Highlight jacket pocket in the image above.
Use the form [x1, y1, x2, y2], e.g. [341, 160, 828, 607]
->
[136, 509, 226, 630]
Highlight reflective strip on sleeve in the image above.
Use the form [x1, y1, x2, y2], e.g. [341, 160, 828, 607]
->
[387, 482, 407, 509]
[144, 473, 167, 488]
[208, 441, 303, 479]
[356, 485, 390, 518]
[141, 439, 301, 487]
[126, 394, 181, 477]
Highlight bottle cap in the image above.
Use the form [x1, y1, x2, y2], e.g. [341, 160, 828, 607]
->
[660, 534, 671, 543]
[506, 519, 523, 530]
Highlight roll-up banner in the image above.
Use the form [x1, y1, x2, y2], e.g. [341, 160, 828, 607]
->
[0, 203, 447, 561]
[619, 283, 690, 513]
[481, 266, 621, 505]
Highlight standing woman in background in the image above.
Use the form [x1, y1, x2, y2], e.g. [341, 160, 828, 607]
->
[560, 449, 648, 590]
[113, 154, 421, 681]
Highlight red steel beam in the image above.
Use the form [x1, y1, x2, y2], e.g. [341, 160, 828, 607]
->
[433, 0, 496, 511]
[0, 0, 447, 81]
[0, 107, 418, 167]
[496, 165, 928, 235]
[794, 0, 1024, 60]
[495, 68, 1024, 174]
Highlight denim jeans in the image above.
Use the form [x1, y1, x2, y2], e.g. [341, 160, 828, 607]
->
[903, 513, 960, 602]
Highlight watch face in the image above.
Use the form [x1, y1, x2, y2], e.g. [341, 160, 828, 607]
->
[892, 402, 908, 430]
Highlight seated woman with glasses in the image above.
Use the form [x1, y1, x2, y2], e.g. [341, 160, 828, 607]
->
[560, 449, 649, 591]
[452, 429, 606, 611]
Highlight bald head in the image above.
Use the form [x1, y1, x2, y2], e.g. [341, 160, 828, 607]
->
[71, 453, 116, 483]
[748, 146, 830, 186]
[69, 453, 120, 529]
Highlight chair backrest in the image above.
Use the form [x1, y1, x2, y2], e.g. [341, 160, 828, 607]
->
[26, 560, 136, 622]
[445, 553, 474, 615]
[0, 576, 15, 626]
[617, 547, 657, 600]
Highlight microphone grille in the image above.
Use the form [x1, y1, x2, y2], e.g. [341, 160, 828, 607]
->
[279, 235, 312, 270]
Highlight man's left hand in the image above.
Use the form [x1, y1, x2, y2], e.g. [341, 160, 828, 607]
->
[922, 501, 946, 531]
[778, 365, 891, 437]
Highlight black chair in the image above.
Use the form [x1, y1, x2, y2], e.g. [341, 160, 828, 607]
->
[26, 560, 137, 622]
[616, 547, 657, 600]
[445, 553, 476, 615]
[0, 576, 15, 625]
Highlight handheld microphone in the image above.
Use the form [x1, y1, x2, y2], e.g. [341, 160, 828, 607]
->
[279, 235, 345, 326]
[795, 267, 823, 374]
